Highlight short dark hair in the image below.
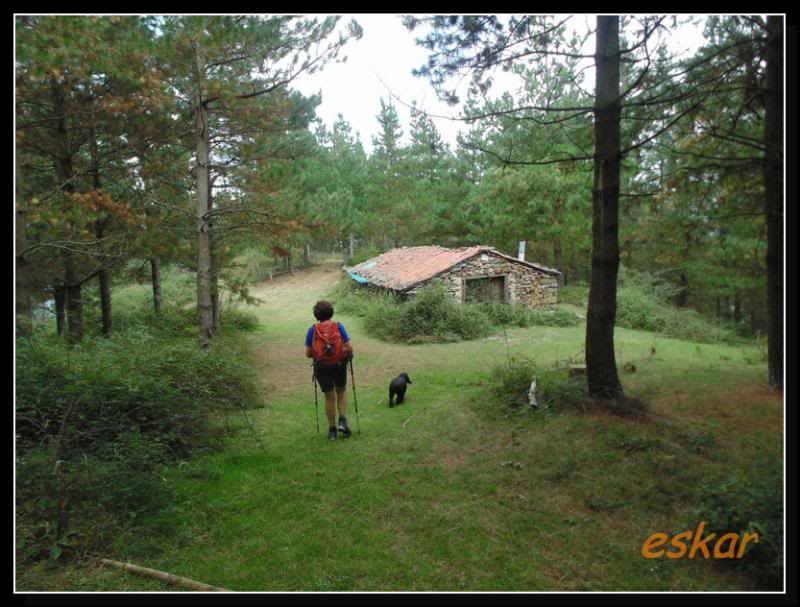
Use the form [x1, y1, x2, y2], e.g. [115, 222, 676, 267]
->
[313, 300, 334, 321]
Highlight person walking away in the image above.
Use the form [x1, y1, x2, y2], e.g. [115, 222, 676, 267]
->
[305, 300, 353, 440]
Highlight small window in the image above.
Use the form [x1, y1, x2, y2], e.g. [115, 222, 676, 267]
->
[464, 276, 506, 303]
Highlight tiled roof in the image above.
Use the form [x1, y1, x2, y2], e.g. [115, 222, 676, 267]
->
[344, 246, 559, 292]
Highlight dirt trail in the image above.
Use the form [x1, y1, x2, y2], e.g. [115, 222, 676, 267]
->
[248, 263, 342, 302]
[247, 262, 428, 400]
[248, 263, 344, 396]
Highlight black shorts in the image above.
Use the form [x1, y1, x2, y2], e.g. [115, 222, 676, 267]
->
[314, 362, 347, 393]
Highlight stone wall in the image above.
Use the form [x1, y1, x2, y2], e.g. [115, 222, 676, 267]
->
[405, 252, 558, 309]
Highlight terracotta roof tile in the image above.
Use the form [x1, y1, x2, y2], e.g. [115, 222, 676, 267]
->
[344, 245, 559, 291]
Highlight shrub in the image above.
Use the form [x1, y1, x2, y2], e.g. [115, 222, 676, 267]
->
[692, 446, 783, 589]
[236, 246, 277, 283]
[470, 301, 580, 328]
[220, 307, 260, 332]
[482, 357, 649, 419]
[527, 306, 582, 327]
[473, 301, 521, 326]
[560, 271, 738, 343]
[616, 286, 737, 343]
[333, 280, 578, 343]
[332, 281, 492, 343]
[558, 284, 589, 306]
[385, 285, 493, 343]
[15, 328, 261, 560]
[483, 357, 588, 414]
[328, 279, 394, 319]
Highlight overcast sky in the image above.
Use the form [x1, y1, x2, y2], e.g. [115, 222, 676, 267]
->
[292, 14, 470, 153]
[291, 14, 708, 154]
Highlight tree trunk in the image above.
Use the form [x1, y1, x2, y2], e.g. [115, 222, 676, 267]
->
[150, 258, 162, 315]
[675, 272, 688, 307]
[211, 260, 220, 334]
[585, 15, 624, 400]
[349, 233, 355, 259]
[748, 289, 759, 334]
[342, 241, 349, 266]
[15, 177, 32, 334]
[99, 269, 112, 336]
[303, 243, 310, 266]
[553, 237, 565, 288]
[733, 292, 742, 324]
[54, 287, 66, 336]
[64, 253, 83, 345]
[90, 127, 112, 337]
[195, 92, 214, 349]
[52, 79, 83, 345]
[208, 174, 220, 334]
[763, 16, 783, 388]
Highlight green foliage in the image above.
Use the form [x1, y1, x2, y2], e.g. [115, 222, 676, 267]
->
[481, 355, 649, 419]
[527, 307, 582, 327]
[471, 301, 522, 326]
[693, 445, 783, 589]
[80, 266, 259, 338]
[328, 279, 399, 319]
[559, 284, 589, 306]
[369, 285, 492, 343]
[348, 245, 383, 266]
[221, 307, 260, 332]
[472, 301, 581, 328]
[334, 281, 493, 343]
[616, 269, 738, 343]
[235, 247, 277, 283]
[483, 357, 588, 414]
[15, 325, 261, 560]
[558, 272, 738, 343]
[332, 280, 578, 344]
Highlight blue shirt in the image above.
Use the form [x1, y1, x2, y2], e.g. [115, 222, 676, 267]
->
[305, 322, 350, 347]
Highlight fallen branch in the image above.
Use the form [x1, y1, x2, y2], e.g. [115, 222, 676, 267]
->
[95, 558, 229, 592]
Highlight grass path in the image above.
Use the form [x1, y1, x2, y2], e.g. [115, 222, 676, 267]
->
[27, 263, 782, 592]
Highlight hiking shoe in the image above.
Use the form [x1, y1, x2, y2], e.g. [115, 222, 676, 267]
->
[327, 427, 338, 441]
[338, 417, 352, 438]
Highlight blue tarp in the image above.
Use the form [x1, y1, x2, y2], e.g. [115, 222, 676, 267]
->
[348, 272, 370, 284]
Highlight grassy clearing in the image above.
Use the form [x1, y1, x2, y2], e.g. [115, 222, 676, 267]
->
[17, 264, 782, 591]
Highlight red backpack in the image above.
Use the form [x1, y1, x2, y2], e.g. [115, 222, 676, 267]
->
[312, 320, 344, 366]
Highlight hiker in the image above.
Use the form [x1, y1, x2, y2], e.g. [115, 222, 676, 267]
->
[306, 300, 354, 440]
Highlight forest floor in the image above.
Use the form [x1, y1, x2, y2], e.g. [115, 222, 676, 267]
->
[18, 262, 783, 592]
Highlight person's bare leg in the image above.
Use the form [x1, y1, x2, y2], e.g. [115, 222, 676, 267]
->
[335, 386, 348, 418]
[324, 390, 336, 428]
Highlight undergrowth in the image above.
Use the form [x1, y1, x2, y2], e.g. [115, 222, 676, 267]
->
[15, 277, 262, 565]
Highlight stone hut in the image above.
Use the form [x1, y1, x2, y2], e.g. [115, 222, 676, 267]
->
[343, 246, 560, 308]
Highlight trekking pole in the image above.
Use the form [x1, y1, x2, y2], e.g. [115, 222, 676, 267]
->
[348, 356, 361, 435]
[237, 400, 267, 452]
[312, 364, 320, 435]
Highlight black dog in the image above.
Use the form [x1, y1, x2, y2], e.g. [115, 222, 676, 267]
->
[388, 373, 412, 407]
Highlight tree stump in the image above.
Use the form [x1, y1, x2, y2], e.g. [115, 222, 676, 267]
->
[527, 378, 538, 408]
